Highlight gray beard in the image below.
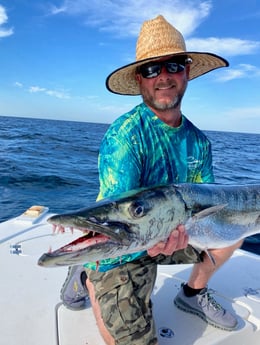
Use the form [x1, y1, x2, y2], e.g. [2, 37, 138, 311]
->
[142, 94, 183, 111]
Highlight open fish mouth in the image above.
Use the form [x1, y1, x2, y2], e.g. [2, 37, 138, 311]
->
[38, 217, 133, 266]
[48, 216, 133, 250]
[48, 230, 111, 254]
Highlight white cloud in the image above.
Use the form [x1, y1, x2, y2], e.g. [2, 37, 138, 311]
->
[47, 0, 260, 58]
[187, 37, 260, 56]
[0, 5, 14, 38]
[14, 81, 70, 99]
[14, 81, 23, 88]
[45, 89, 70, 99]
[27, 85, 70, 99]
[216, 64, 260, 82]
[48, 0, 212, 37]
[29, 86, 46, 93]
[48, 5, 67, 15]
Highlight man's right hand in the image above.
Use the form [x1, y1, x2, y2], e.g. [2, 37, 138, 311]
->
[147, 224, 189, 257]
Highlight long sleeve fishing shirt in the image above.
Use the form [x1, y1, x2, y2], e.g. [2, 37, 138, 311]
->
[84, 102, 214, 271]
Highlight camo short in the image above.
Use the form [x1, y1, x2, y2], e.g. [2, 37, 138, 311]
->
[85, 245, 201, 345]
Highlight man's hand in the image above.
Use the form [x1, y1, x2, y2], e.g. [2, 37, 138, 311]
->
[147, 224, 188, 257]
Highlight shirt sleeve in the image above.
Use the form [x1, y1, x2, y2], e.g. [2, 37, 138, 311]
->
[97, 127, 142, 200]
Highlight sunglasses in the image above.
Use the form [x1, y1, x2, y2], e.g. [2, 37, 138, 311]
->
[137, 57, 191, 79]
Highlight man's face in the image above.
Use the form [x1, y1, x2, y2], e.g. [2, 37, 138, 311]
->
[136, 57, 190, 112]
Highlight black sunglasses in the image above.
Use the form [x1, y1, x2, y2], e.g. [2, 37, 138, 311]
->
[137, 57, 192, 79]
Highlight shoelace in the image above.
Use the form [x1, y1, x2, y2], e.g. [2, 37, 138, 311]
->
[199, 289, 223, 311]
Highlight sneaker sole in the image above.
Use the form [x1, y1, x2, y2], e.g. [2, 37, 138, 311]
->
[174, 297, 237, 332]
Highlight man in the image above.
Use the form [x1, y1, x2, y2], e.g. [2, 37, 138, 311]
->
[62, 15, 242, 345]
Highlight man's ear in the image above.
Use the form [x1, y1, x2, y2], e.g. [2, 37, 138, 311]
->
[185, 64, 190, 78]
[135, 74, 141, 83]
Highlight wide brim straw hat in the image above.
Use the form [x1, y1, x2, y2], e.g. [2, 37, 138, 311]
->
[106, 15, 229, 95]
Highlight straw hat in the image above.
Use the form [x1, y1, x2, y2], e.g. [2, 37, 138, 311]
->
[106, 15, 229, 95]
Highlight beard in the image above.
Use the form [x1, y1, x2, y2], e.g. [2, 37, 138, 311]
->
[140, 81, 186, 111]
[142, 93, 183, 111]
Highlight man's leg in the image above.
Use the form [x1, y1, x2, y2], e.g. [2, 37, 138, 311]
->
[174, 240, 243, 330]
[187, 240, 243, 289]
[86, 247, 201, 345]
[86, 278, 115, 345]
[85, 258, 158, 345]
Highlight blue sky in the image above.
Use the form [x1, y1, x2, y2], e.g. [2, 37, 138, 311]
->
[0, 0, 260, 133]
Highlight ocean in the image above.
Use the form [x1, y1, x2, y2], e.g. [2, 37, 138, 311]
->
[0, 115, 259, 254]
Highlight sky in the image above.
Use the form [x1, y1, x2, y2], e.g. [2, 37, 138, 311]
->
[0, 0, 260, 133]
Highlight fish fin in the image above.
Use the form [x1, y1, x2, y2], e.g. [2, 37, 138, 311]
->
[204, 249, 216, 266]
[193, 204, 228, 220]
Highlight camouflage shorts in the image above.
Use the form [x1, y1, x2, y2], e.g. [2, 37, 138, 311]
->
[85, 245, 201, 345]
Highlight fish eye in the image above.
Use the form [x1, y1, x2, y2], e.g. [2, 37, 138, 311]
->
[129, 201, 146, 218]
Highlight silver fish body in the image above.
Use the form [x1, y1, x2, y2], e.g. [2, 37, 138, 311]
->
[38, 183, 260, 267]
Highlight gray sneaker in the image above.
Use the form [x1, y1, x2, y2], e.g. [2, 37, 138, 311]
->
[174, 285, 238, 331]
[60, 265, 89, 310]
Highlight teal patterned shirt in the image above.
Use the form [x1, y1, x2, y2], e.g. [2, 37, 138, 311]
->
[84, 102, 214, 271]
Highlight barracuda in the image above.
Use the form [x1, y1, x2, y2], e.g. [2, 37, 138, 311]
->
[38, 183, 260, 267]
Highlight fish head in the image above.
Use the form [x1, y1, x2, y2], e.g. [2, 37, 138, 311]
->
[38, 185, 186, 267]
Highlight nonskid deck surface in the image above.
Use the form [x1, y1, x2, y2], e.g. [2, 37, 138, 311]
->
[0, 211, 260, 345]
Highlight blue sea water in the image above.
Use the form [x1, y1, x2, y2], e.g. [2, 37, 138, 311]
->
[0, 115, 259, 254]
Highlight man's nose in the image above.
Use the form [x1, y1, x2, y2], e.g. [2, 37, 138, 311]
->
[159, 65, 171, 78]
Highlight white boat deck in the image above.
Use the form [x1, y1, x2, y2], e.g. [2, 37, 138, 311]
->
[0, 210, 260, 345]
